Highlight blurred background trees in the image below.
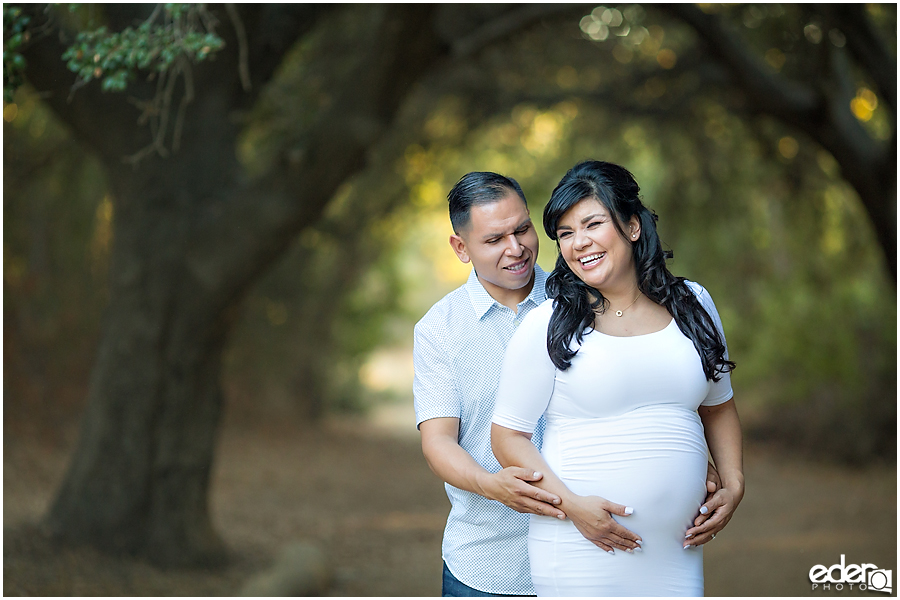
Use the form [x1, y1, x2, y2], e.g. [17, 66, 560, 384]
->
[4, 3, 895, 564]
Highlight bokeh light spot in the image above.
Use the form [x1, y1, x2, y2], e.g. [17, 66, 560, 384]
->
[602, 8, 623, 26]
[556, 66, 578, 89]
[613, 44, 633, 64]
[851, 87, 878, 122]
[644, 77, 666, 98]
[804, 23, 823, 44]
[589, 21, 609, 41]
[828, 29, 846, 47]
[265, 300, 288, 326]
[3, 103, 18, 122]
[778, 136, 799, 159]
[656, 49, 677, 69]
[764, 48, 786, 71]
[742, 5, 766, 28]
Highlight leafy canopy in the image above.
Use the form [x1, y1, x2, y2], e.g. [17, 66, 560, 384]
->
[3, 4, 225, 100]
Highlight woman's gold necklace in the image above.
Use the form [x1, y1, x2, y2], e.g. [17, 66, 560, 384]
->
[614, 290, 642, 317]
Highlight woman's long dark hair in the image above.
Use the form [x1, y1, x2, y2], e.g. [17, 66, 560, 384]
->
[544, 160, 735, 381]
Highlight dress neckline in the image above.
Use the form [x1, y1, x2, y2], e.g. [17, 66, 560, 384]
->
[587, 318, 675, 339]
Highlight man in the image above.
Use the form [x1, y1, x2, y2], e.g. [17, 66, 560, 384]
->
[413, 172, 643, 596]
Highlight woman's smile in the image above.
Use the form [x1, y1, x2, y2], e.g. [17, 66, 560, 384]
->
[577, 252, 606, 269]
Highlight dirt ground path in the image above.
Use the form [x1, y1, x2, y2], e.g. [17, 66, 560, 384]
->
[4, 404, 896, 596]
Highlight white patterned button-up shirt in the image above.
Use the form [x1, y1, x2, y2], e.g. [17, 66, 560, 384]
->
[413, 265, 548, 595]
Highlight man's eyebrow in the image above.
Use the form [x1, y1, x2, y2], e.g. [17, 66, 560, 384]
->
[482, 218, 532, 240]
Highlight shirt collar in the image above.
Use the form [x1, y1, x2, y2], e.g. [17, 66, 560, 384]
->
[465, 264, 548, 320]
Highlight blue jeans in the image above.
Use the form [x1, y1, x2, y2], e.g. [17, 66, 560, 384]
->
[442, 561, 532, 597]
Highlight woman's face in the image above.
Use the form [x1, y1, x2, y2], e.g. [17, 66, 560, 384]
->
[555, 197, 639, 293]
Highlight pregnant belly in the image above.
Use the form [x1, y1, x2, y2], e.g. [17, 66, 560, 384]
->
[544, 405, 708, 545]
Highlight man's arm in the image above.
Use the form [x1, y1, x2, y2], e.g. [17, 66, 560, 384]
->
[419, 416, 566, 518]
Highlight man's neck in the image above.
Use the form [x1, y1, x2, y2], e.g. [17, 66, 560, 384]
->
[478, 270, 535, 313]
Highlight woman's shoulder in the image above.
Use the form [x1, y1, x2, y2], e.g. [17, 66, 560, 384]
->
[682, 280, 723, 319]
[683, 279, 705, 296]
[683, 280, 714, 303]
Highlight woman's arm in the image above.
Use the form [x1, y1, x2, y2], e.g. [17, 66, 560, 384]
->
[491, 423, 642, 554]
[684, 398, 744, 547]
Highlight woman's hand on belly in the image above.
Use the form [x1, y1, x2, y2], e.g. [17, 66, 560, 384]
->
[565, 495, 643, 554]
[688, 398, 745, 547]
[683, 483, 743, 547]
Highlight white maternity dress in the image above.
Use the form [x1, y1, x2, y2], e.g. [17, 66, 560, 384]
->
[492, 282, 733, 597]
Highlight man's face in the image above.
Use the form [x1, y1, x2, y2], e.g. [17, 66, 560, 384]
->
[450, 192, 539, 300]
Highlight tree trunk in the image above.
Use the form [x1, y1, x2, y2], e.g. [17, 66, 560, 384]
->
[44, 123, 245, 564]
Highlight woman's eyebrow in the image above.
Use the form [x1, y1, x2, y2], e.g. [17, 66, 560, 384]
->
[557, 213, 605, 230]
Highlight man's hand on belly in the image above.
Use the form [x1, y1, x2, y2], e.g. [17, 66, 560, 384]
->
[476, 468, 567, 519]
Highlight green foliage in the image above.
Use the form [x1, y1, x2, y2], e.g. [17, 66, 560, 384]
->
[59, 4, 224, 93]
[3, 5, 31, 103]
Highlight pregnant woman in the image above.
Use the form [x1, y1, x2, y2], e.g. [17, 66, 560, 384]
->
[491, 160, 744, 596]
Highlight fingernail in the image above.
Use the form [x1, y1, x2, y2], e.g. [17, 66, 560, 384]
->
[626, 548, 633, 554]
[557, 514, 566, 520]
[624, 506, 634, 515]
[634, 546, 643, 553]
[683, 544, 691, 550]
[685, 533, 693, 539]
[534, 471, 542, 478]
[699, 506, 709, 515]
[635, 539, 643, 546]
[607, 550, 615, 555]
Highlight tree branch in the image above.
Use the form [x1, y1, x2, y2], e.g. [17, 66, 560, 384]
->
[234, 4, 334, 106]
[821, 4, 896, 113]
[19, 5, 327, 160]
[451, 4, 584, 59]
[184, 5, 449, 305]
[660, 4, 820, 120]
[225, 4, 251, 92]
[17, 6, 150, 161]
[661, 3, 895, 280]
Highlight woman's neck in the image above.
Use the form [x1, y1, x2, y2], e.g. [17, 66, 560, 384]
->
[594, 278, 640, 308]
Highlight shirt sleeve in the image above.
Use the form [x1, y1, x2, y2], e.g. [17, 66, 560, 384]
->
[413, 318, 460, 427]
[688, 282, 735, 407]
[492, 303, 556, 434]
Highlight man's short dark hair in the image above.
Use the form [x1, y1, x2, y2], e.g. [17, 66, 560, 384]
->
[448, 172, 528, 234]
